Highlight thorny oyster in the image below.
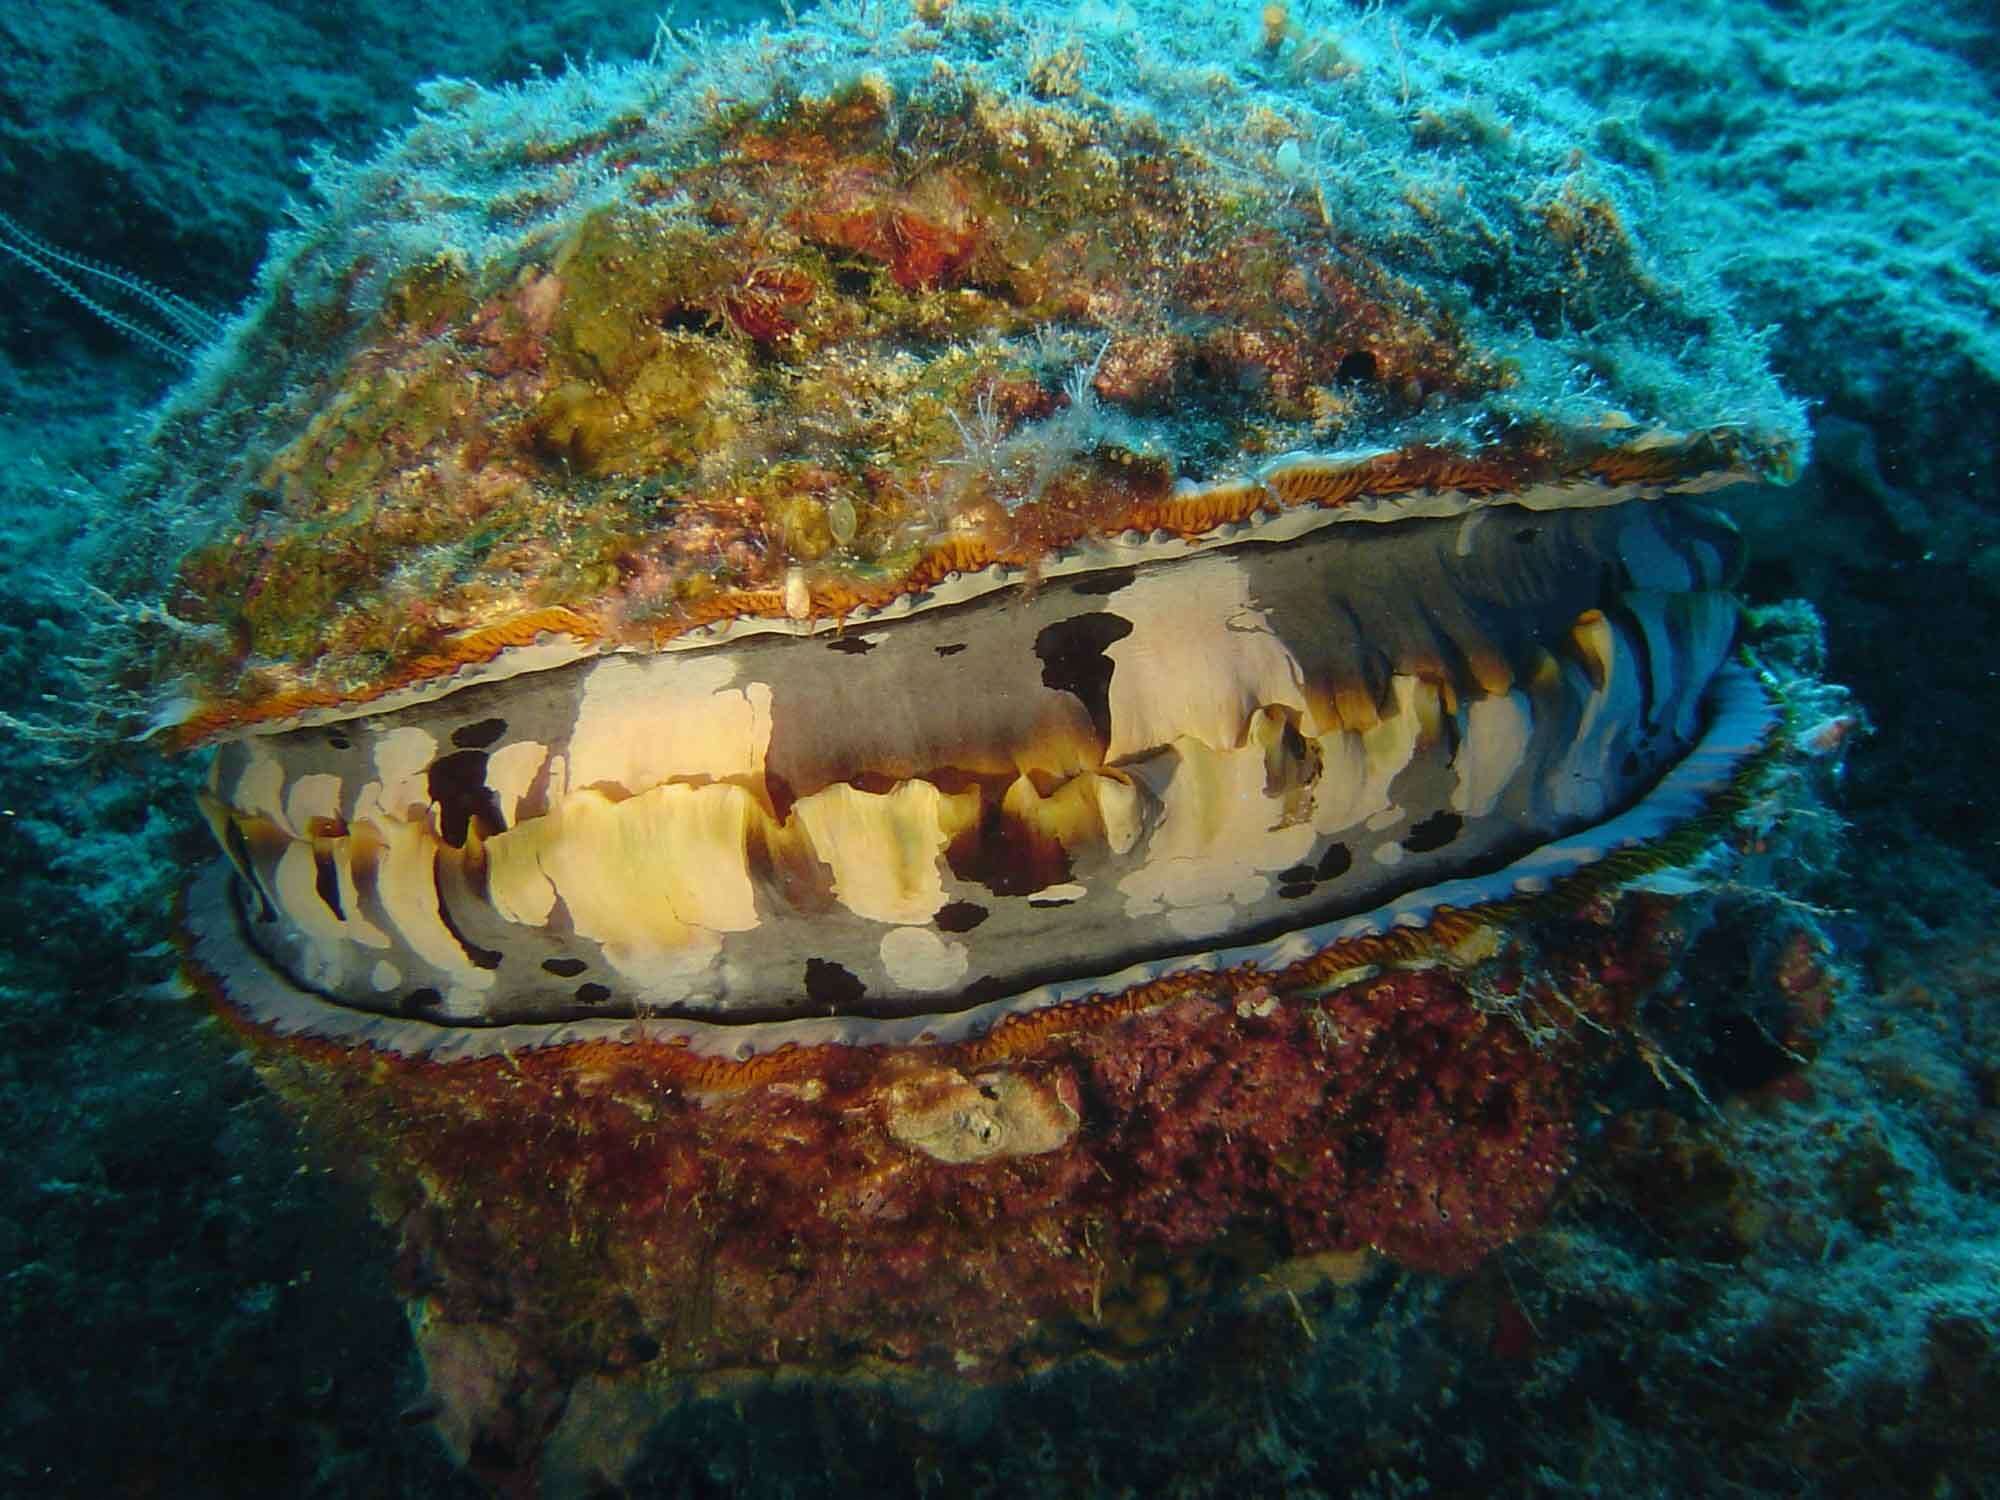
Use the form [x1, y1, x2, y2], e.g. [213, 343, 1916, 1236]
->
[128, 0, 1819, 1489]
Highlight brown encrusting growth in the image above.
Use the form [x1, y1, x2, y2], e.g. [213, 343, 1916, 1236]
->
[192, 880, 1698, 1477]
[138, 53, 1799, 744]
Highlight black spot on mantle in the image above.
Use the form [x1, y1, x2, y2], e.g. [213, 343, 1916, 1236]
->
[401, 987, 443, 1017]
[935, 900, 989, 933]
[1316, 843, 1353, 881]
[804, 957, 867, 1012]
[1278, 842, 1353, 891]
[1034, 612, 1134, 748]
[428, 749, 507, 847]
[1403, 811, 1463, 854]
[451, 716, 508, 750]
[1067, 565, 1138, 597]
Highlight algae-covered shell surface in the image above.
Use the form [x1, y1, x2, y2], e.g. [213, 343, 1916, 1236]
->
[150, 0, 1816, 1475]
[138, 0, 1800, 737]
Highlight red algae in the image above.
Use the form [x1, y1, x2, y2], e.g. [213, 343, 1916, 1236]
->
[187, 860, 1758, 1489]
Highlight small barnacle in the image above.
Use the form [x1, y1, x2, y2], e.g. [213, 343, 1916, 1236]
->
[826, 493, 859, 546]
[720, 262, 815, 344]
[1028, 38, 1088, 99]
[1259, 2, 1291, 55]
[783, 564, 812, 619]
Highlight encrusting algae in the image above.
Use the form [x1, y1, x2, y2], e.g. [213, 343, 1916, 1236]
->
[118, 0, 1799, 744]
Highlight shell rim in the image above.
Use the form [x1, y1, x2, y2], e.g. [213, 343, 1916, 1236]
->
[156, 428, 1788, 751]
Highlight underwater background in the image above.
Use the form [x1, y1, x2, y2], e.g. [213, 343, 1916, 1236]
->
[0, 0, 1995, 1495]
